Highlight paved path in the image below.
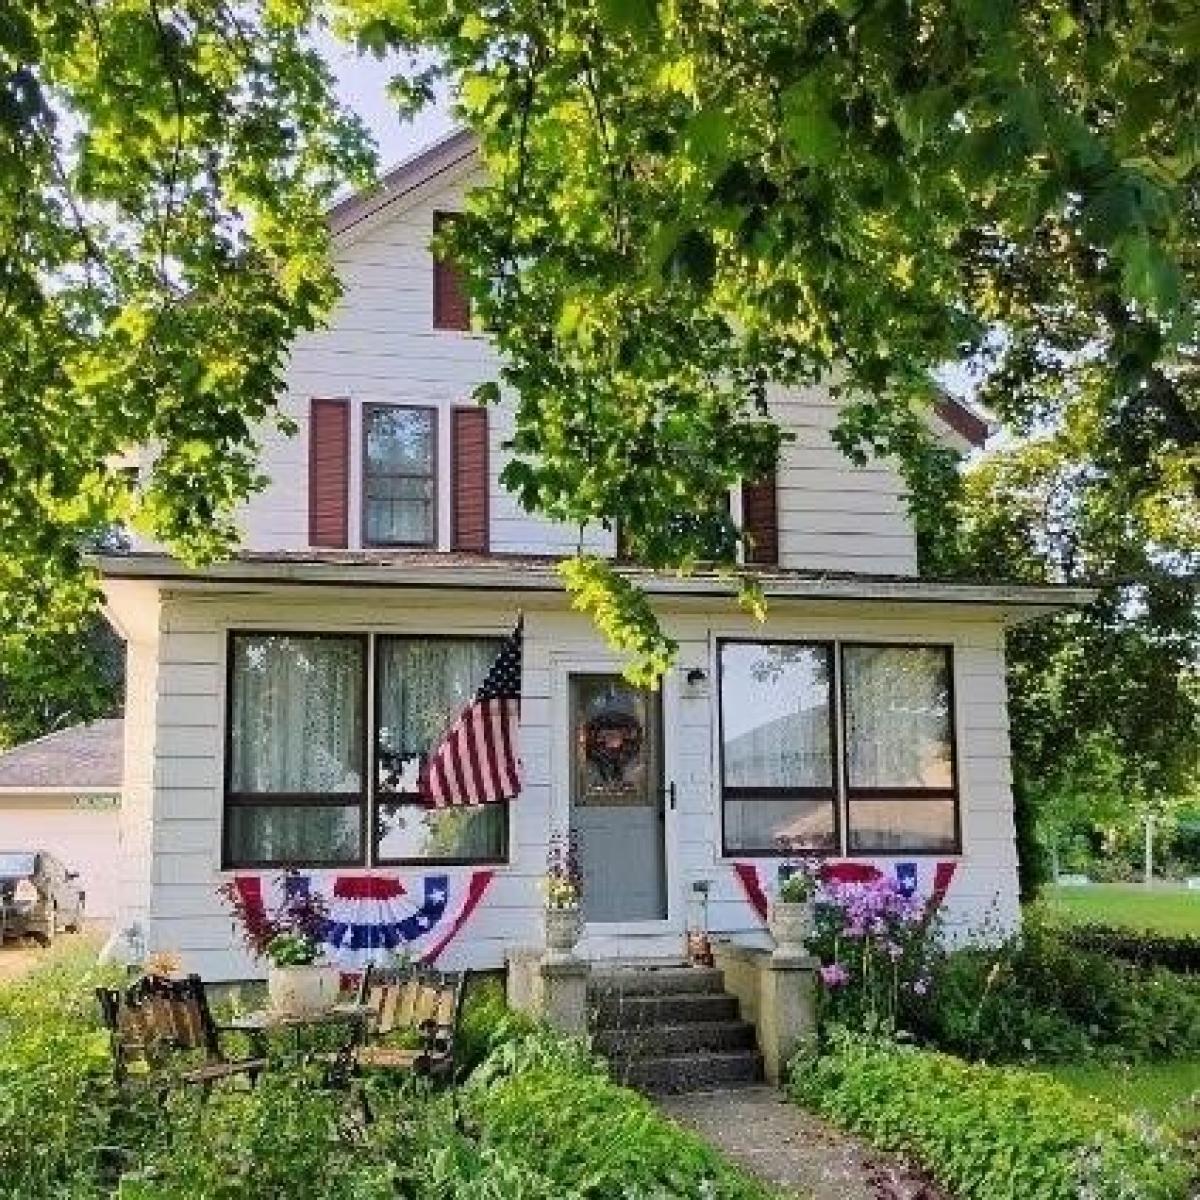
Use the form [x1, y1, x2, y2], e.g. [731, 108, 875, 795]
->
[658, 1086, 952, 1200]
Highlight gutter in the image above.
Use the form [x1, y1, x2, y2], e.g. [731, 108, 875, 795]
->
[92, 552, 1098, 611]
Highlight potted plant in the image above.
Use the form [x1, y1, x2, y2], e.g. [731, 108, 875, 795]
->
[218, 872, 339, 1016]
[542, 832, 583, 962]
[770, 854, 821, 958]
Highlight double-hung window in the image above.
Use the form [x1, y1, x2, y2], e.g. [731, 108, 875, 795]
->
[225, 634, 367, 867]
[362, 405, 437, 547]
[719, 642, 838, 853]
[374, 636, 506, 864]
[224, 631, 508, 869]
[719, 640, 960, 856]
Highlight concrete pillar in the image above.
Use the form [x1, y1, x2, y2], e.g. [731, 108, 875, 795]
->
[505, 947, 590, 1038]
[713, 942, 818, 1085]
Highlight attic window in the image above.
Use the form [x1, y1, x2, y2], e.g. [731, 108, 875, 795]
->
[433, 211, 471, 331]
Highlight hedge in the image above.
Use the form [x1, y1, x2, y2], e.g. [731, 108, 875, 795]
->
[1060, 923, 1200, 974]
[789, 1034, 1191, 1200]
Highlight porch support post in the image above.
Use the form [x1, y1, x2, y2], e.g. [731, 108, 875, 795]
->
[505, 948, 590, 1038]
[712, 942, 818, 1086]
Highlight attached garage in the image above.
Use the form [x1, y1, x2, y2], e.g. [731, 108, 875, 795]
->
[0, 719, 123, 923]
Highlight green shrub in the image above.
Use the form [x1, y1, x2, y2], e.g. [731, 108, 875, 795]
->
[790, 1033, 1191, 1200]
[469, 1052, 776, 1199]
[1060, 923, 1200, 974]
[456, 974, 538, 1076]
[0, 944, 123, 1198]
[905, 919, 1200, 1063]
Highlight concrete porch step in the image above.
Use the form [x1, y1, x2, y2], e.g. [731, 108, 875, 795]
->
[588, 965, 725, 999]
[592, 991, 740, 1029]
[593, 1018, 758, 1058]
[611, 1049, 766, 1095]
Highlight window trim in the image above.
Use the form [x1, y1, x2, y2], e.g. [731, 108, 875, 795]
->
[839, 641, 961, 856]
[222, 630, 370, 870]
[717, 638, 841, 858]
[371, 632, 510, 868]
[361, 403, 438, 549]
[717, 638, 963, 859]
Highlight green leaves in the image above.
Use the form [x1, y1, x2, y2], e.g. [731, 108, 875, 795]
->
[780, 75, 841, 165]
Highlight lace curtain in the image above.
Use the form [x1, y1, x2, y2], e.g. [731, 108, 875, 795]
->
[843, 646, 952, 789]
[229, 635, 363, 794]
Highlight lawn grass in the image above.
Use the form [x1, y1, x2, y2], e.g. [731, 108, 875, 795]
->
[1042, 883, 1200, 936]
[1045, 1060, 1200, 1134]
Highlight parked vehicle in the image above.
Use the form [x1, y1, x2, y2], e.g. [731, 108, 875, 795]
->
[0, 851, 85, 945]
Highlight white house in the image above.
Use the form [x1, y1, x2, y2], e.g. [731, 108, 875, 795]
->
[98, 129, 1091, 983]
[0, 719, 124, 922]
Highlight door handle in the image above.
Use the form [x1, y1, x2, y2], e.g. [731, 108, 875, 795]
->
[668, 782, 677, 811]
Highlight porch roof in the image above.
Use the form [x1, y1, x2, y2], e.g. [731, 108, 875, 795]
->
[92, 550, 1096, 617]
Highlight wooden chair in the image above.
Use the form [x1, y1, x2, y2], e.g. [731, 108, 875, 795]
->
[96, 973, 266, 1094]
[341, 963, 467, 1085]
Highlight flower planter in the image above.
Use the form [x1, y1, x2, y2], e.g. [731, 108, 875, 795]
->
[544, 905, 582, 963]
[769, 899, 814, 958]
[267, 963, 340, 1017]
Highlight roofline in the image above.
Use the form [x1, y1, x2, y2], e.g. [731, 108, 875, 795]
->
[328, 127, 477, 237]
[93, 552, 1098, 612]
[935, 395, 991, 449]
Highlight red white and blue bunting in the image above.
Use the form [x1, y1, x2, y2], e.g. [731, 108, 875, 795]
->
[733, 859, 958, 924]
[231, 870, 494, 971]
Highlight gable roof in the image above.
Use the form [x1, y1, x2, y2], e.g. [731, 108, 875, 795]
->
[0, 719, 123, 793]
[328, 127, 990, 449]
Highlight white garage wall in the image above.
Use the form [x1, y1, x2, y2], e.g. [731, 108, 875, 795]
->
[0, 795, 122, 921]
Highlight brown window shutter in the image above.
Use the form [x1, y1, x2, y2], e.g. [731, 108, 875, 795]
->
[742, 471, 778, 565]
[451, 406, 489, 552]
[433, 211, 471, 331]
[308, 398, 349, 548]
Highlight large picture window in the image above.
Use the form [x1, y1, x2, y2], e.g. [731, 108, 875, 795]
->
[374, 636, 506, 864]
[719, 642, 837, 854]
[225, 634, 366, 867]
[362, 405, 437, 547]
[842, 645, 958, 853]
[718, 640, 960, 856]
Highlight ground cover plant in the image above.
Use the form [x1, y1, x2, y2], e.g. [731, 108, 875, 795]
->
[0, 946, 777, 1200]
[1043, 885, 1200, 937]
[789, 1033, 1192, 1200]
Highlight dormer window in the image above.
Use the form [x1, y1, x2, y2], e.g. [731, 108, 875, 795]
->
[362, 404, 437, 547]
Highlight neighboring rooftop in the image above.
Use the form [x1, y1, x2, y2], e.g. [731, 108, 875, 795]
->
[0, 719, 123, 792]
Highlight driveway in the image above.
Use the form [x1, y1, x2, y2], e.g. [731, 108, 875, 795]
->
[0, 924, 104, 984]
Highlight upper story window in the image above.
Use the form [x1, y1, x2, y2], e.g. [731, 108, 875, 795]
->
[718, 640, 959, 856]
[432, 211, 471, 331]
[362, 404, 437, 547]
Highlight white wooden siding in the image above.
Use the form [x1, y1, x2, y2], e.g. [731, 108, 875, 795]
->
[136, 587, 1015, 980]
[229, 164, 917, 574]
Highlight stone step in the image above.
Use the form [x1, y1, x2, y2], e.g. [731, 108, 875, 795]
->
[588, 965, 725, 999]
[610, 1049, 765, 1095]
[593, 1018, 758, 1058]
[592, 991, 740, 1029]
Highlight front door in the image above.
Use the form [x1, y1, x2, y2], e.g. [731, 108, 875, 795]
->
[568, 674, 667, 923]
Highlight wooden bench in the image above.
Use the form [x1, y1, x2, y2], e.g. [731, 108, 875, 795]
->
[96, 973, 266, 1093]
[339, 963, 467, 1085]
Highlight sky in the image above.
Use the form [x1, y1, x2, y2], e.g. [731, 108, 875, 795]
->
[323, 38, 456, 171]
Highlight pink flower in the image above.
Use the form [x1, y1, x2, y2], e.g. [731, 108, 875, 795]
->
[820, 963, 850, 988]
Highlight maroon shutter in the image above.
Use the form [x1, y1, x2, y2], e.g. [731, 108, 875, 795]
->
[742, 471, 779, 565]
[433, 211, 471, 331]
[308, 398, 349, 548]
[451, 406, 489, 552]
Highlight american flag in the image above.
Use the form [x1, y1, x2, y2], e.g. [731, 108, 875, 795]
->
[420, 617, 523, 807]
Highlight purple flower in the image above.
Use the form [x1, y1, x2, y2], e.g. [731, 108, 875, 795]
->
[820, 963, 850, 988]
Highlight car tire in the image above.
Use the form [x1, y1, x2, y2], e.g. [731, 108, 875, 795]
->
[35, 904, 57, 948]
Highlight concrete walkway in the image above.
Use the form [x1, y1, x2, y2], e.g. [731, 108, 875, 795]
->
[658, 1086, 952, 1200]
